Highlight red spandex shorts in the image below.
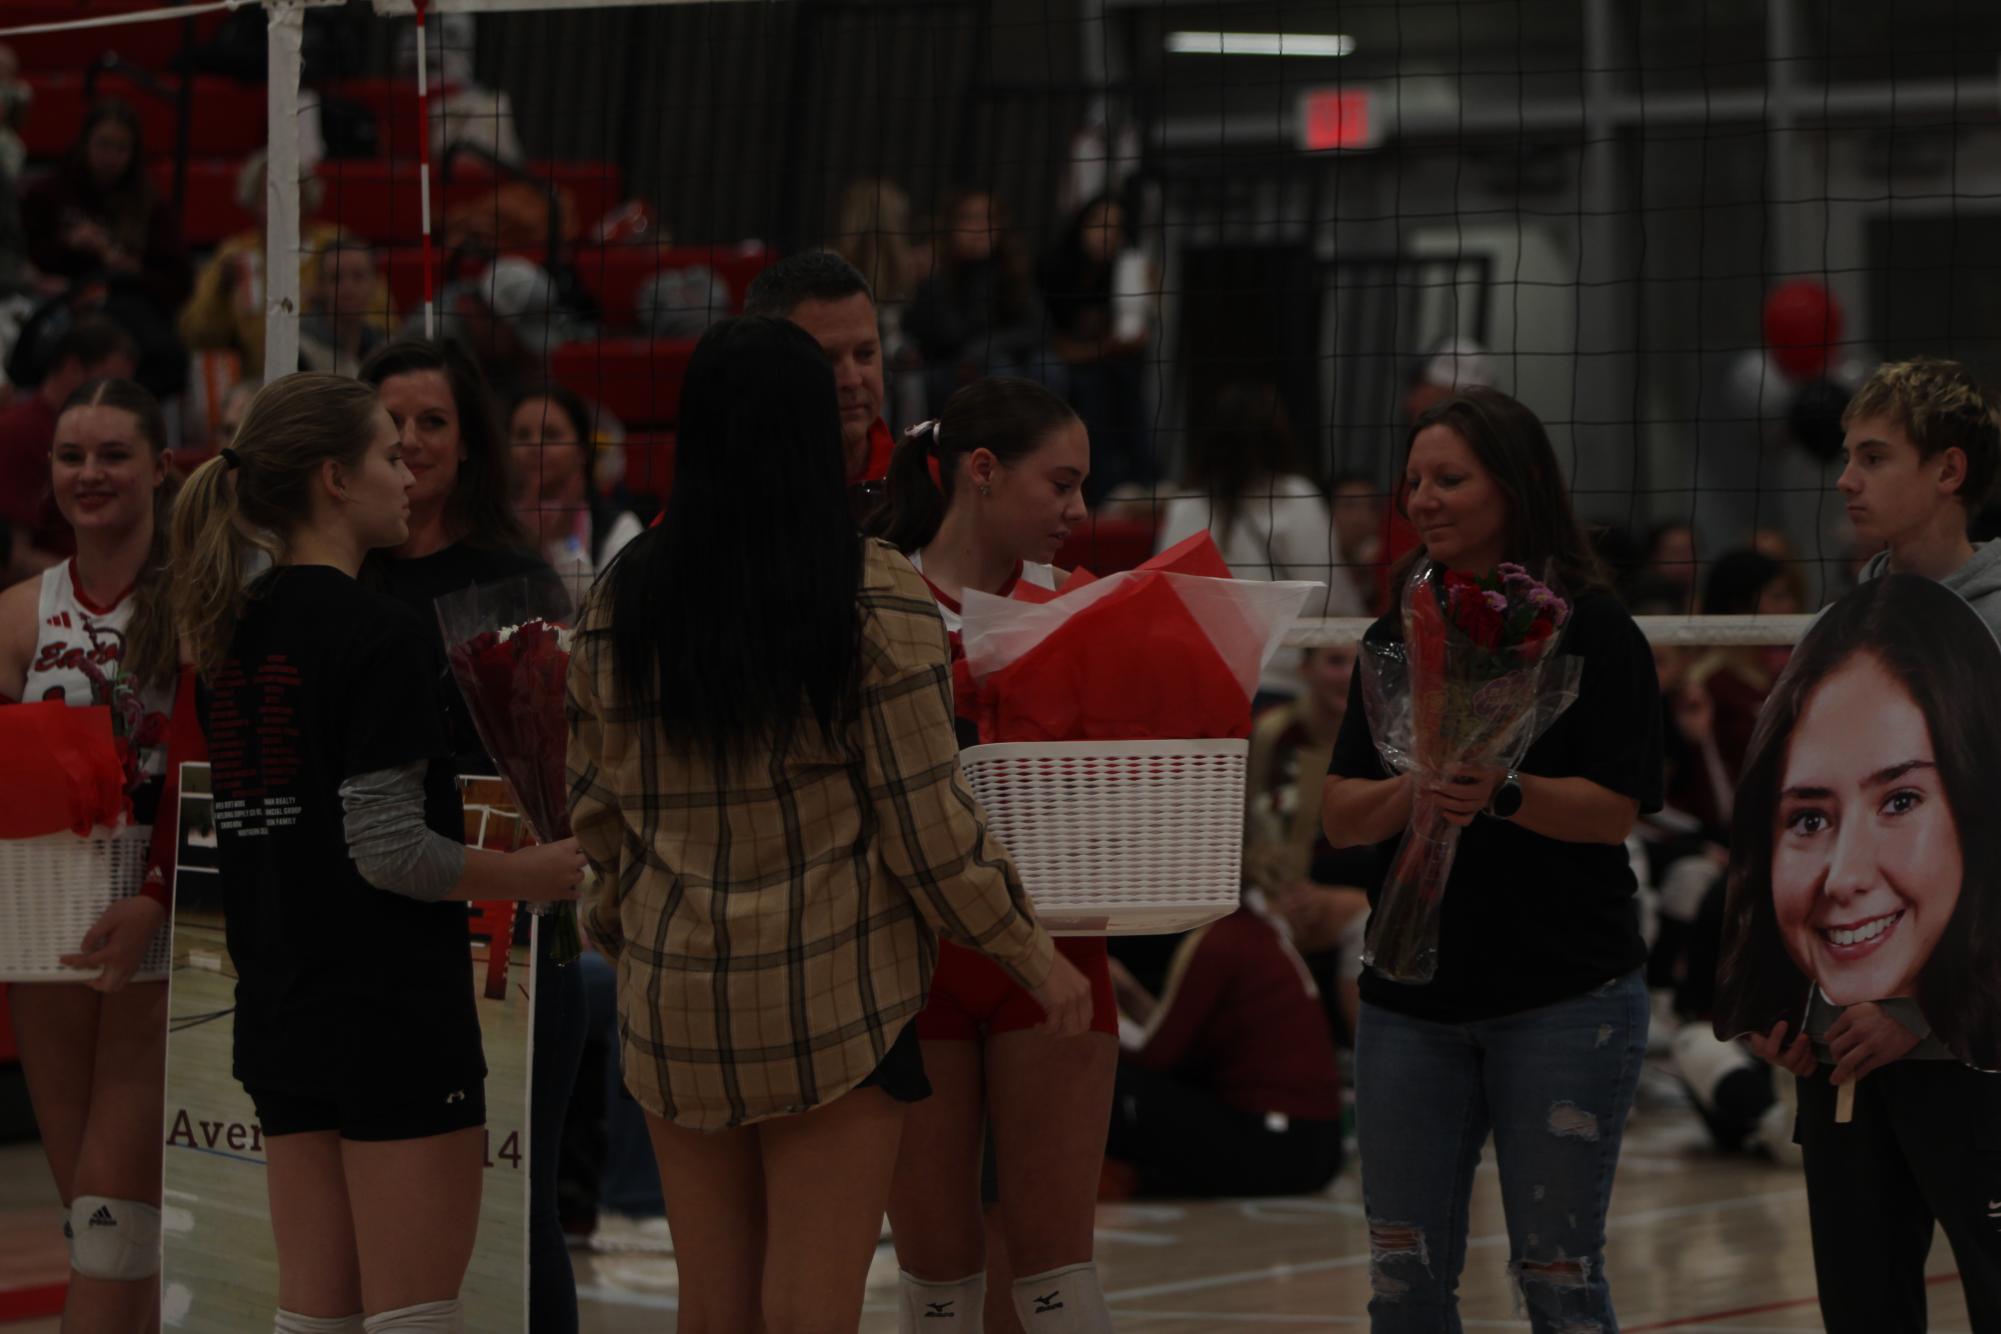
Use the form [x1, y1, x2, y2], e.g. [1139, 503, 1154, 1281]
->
[914, 936, 1118, 1040]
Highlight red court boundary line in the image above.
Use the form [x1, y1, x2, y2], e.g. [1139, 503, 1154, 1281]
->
[1625, 1272, 1961, 1331]
[0, 1281, 66, 1322]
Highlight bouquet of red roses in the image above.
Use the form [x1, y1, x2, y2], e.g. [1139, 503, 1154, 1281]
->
[436, 575, 582, 963]
[1357, 561, 1583, 983]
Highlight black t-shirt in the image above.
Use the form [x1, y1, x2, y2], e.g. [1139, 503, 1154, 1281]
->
[1328, 588, 1664, 1022]
[199, 566, 482, 1096]
[365, 541, 554, 776]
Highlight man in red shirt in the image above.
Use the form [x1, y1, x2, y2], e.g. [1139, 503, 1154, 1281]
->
[743, 252, 894, 486]
[0, 318, 139, 564]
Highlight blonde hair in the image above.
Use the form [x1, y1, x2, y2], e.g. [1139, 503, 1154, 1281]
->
[235, 148, 326, 218]
[831, 178, 916, 304]
[170, 374, 383, 680]
[58, 379, 179, 690]
[1842, 357, 2000, 509]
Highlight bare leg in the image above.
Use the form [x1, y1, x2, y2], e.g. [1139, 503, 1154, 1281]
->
[341, 1128, 484, 1314]
[985, 1030, 1116, 1276]
[265, 1132, 363, 1318]
[760, 1085, 907, 1333]
[885, 1041, 988, 1280]
[645, 1111, 762, 1332]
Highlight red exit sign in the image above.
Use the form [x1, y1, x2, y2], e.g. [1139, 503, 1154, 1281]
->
[1299, 88, 1379, 151]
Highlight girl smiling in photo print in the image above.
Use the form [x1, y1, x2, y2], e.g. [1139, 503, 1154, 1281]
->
[1716, 573, 2001, 1334]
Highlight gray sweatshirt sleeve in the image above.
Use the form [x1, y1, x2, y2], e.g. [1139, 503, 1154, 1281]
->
[339, 762, 467, 902]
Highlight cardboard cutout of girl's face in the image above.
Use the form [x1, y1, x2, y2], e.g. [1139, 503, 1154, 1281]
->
[1771, 653, 1962, 1005]
[1713, 573, 2001, 1072]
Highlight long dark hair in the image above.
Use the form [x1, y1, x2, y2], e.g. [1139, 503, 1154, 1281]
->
[58, 378, 177, 689]
[67, 101, 156, 253]
[1715, 575, 2001, 1069]
[1039, 194, 1122, 332]
[359, 337, 529, 552]
[1184, 381, 1304, 545]
[1396, 387, 1606, 599]
[602, 317, 860, 753]
[869, 377, 1078, 554]
[508, 381, 597, 483]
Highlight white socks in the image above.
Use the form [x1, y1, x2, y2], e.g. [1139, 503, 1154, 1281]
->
[1012, 1263, 1112, 1332]
[361, 1300, 463, 1333]
[898, 1271, 985, 1329]
[273, 1314, 364, 1334]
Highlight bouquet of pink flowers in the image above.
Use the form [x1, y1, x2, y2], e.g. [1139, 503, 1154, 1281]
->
[436, 576, 582, 964]
[1357, 561, 1583, 983]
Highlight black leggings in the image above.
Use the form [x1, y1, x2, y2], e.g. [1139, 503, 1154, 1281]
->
[1105, 1063, 1341, 1198]
[1796, 1062, 2001, 1334]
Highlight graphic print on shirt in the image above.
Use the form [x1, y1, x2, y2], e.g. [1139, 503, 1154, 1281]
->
[24, 562, 172, 782]
[203, 654, 306, 839]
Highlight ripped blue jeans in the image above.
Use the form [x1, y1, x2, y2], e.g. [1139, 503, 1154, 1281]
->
[1354, 970, 1647, 1334]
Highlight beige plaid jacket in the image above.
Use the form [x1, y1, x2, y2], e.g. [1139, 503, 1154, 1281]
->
[566, 539, 1055, 1130]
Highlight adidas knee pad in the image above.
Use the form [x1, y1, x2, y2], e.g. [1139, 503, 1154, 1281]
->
[274, 1312, 366, 1333]
[67, 1195, 160, 1281]
[898, 1270, 985, 1330]
[1012, 1263, 1112, 1333]
[362, 1299, 463, 1333]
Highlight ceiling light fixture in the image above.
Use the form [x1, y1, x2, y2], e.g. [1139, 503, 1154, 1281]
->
[1166, 31, 1356, 58]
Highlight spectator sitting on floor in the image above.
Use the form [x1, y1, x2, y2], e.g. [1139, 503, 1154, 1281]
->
[1247, 641, 1377, 1045]
[1105, 889, 1345, 1199]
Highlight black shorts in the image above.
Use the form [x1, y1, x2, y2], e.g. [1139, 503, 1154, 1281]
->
[245, 1078, 487, 1142]
[858, 1020, 931, 1105]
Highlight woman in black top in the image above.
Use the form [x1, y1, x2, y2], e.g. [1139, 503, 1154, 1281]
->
[1322, 389, 1663, 1334]
[356, 338, 586, 1334]
[169, 373, 583, 1333]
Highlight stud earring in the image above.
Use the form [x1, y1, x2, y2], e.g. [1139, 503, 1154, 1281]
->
[978, 483, 992, 498]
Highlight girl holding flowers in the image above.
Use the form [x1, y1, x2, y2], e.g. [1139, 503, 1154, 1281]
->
[170, 373, 583, 1334]
[1322, 387, 1663, 1333]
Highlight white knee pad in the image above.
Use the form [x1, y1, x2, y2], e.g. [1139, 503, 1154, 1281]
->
[274, 1312, 366, 1333]
[67, 1195, 160, 1281]
[362, 1300, 462, 1334]
[899, 1270, 986, 1330]
[1012, 1263, 1113, 1333]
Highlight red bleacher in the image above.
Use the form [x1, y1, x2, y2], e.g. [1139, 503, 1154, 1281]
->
[10, 9, 780, 507]
[5, 1, 226, 74]
[20, 72, 267, 160]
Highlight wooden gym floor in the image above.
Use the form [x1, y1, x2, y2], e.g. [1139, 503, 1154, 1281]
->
[1, 1052, 1973, 1331]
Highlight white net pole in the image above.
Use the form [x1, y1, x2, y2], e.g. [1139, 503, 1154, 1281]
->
[262, 0, 306, 377]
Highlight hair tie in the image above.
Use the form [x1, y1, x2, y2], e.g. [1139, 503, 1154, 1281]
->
[219, 447, 243, 471]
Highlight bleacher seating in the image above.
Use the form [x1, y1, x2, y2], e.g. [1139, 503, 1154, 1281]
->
[8, 8, 772, 508]
[5, 1, 226, 74]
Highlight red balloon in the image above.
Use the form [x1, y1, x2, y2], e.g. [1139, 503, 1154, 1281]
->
[1763, 279, 1843, 381]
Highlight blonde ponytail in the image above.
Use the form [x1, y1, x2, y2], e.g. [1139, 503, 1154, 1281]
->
[166, 373, 382, 681]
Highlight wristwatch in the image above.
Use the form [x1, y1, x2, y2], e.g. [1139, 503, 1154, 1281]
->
[1488, 770, 1524, 820]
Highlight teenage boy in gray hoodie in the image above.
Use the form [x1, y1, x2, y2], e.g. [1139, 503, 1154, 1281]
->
[1752, 355, 2001, 1334]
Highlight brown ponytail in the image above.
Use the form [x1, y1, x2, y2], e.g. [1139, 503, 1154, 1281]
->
[170, 374, 383, 680]
[866, 376, 1077, 553]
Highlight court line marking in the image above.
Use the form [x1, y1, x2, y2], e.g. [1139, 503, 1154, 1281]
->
[1103, 1187, 1806, 1304]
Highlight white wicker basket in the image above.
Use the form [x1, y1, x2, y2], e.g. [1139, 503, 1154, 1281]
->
[958, 739, 1248, 936]
[0, 827, 171, 983]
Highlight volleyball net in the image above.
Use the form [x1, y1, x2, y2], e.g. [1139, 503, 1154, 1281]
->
[9, 0, 2001, 650]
